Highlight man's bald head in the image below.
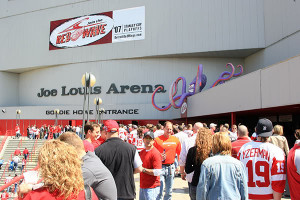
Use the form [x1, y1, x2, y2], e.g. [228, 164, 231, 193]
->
[193, 122, 203, 133]
[238, 125, 248, 137]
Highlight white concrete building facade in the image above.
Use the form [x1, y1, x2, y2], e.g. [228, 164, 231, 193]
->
[0, 0, 299, 140]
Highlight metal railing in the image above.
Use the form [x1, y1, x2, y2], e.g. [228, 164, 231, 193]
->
[0, 165, 39, 192]
[0, 137, 23, 183]
[30, 139, 38, 163]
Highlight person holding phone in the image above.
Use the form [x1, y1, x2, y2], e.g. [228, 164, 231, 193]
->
[18, 140, 98, 200]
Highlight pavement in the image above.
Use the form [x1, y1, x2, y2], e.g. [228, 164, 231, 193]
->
[134, 174, 189, 199]
[134, 174, 291, 200]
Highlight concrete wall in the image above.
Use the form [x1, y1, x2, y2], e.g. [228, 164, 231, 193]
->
[261, 55, 300, 108]
[0, 105, 179, 120]
[0, 72, 19, 106]
[263, 0, 300, 47]
[17, 57, 243, 110]
[188, 55, 300, 117]
[245, 0, 300, 73]
[0, 0, 263, 71]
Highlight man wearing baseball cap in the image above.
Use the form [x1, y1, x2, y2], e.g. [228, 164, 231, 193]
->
[209, 123, 217, 134]
[139, 131, 162, 200]
[238, 118, 286, 200]
[95, 120, 143, 200]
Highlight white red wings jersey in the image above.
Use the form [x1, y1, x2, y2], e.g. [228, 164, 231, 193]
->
[128, 130, 137, 144]
[118, 128, 128, 141]
[5, 177, 12, 184]
[1, 192, 9, 199]
[132, 137, 144, 152]
[15, 126, 20, 132]
[237, 141, 286, 200]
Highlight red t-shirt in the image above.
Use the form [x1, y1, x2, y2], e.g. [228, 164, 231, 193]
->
[139, 147, 162, 188]
[14, 149, 21, 156]
[83, 140, 94, 152]
[21, 187, 98, 200]
[23, 149, 29, 155]
[153, 135, 181, 165]
[287, 143, 300, 200]
[97, 137, 106, 145]
[92, 140, 101, 149]
[231, 137, 251, 158]
[50, 127, 54, 133]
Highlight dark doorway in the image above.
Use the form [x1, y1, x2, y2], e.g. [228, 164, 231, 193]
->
[132, 121, 138, 126]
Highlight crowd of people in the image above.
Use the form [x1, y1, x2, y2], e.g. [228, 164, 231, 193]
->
[3, 118, 299, 200]
[14, 124, 84, 140]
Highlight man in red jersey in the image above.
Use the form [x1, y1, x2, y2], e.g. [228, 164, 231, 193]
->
[287, 129, 300, 200]
[238, 118, 286, 200]
[231, 125, 251, 158]
[154, 121, 181, 200]
[139, 131, 162, 200]
[23, 148, 29, 160]
[14, 148, 21, 156]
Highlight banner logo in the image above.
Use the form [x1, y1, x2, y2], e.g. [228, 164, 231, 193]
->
[49, 6, 145, 50]
[50, 15, 113, 48]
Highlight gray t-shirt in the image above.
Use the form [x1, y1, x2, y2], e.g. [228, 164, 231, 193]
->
[82, 151, 117, 200]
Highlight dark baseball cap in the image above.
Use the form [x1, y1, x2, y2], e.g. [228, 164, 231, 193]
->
[143, 131, 154, 139]
[256, 118, 273, 137]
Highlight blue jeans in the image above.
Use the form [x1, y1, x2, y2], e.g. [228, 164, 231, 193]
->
[158, 164, 175, 200]
[140, 186, 160, 200]
[14, 183, 18, 193]
[188, 182, 196, 200]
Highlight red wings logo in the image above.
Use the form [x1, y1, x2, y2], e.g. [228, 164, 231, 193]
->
[50, 15, 113, 49]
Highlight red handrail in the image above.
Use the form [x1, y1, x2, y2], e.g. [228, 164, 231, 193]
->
[30, 139, 38, 162]
[0, 163, 9, 182]
[0, 165, 39, 192]
[0, 137, 24, 183]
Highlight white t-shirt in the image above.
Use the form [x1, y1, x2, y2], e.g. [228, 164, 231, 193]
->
[154, 130, 164, 138]
[179, 134, 197, 183]
[13, 156, 20, 164]
[175, 131, 188, 145]
[184, 130, 194, 137]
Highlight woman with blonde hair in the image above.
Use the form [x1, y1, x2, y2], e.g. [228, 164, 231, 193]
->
[185, 128, 213, 200]
[19, 140, 98, 200]
[270, 125, 289, 156]
[196, 132, 248, 200]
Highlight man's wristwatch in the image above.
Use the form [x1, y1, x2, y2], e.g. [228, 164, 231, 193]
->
[142, 168, 146, 173]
